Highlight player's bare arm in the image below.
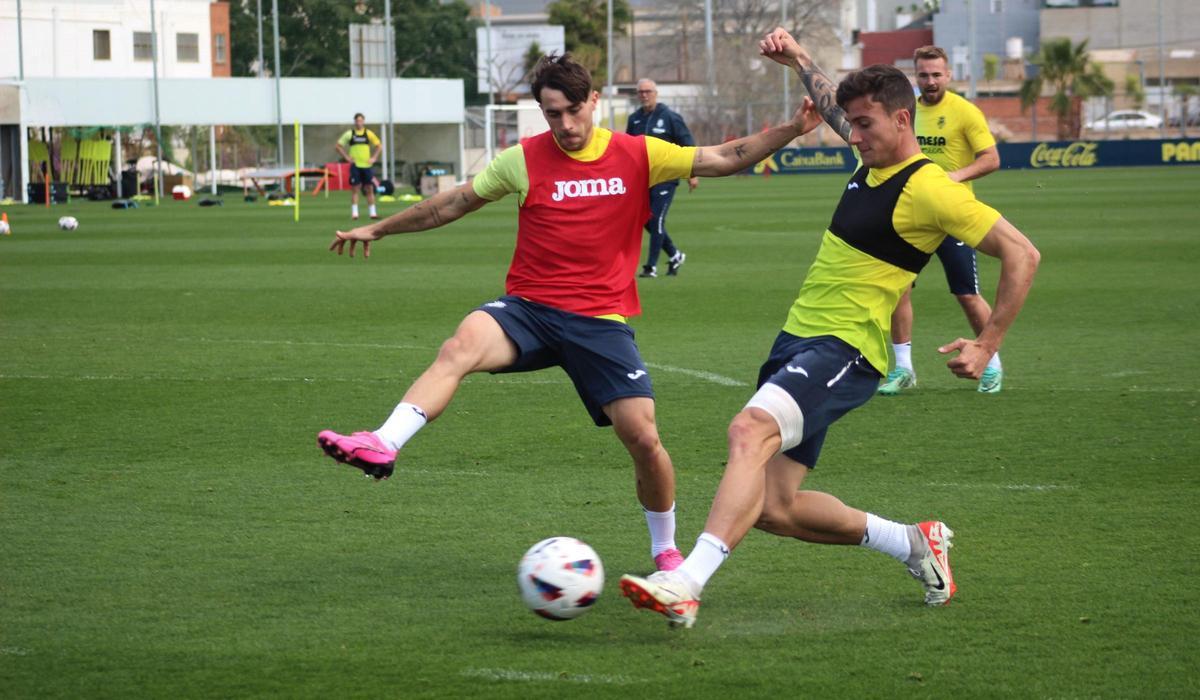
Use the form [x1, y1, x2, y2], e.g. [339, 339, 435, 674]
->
[759, 27, 853, 144]
[691, 98, 821, 177]
[948, 146, 1001, 183]
[329, 182, 488, 258]
[334, 144, 351, 162]
[939, 218, 1040, 378]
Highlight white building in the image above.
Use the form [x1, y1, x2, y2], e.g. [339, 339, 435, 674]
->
[0, 0, 231, 80]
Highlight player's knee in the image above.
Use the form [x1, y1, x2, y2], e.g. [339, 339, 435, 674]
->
[727, 409, 779, 455]
[621, 423, 662, 459]
[434, 334, 479, 372]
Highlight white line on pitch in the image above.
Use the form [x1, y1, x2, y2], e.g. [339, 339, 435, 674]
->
[186, 337, 428, 351]
[924, 482, 1078, 492]
[645, 362, 749, 387]
[461, 668, 637, 685]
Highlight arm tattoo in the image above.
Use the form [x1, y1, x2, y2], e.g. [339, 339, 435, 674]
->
[800, 64, 852, 144]
[734, 144, 748, 160]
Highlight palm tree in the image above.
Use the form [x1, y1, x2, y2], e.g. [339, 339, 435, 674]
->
[1020, 38, 1113, 140]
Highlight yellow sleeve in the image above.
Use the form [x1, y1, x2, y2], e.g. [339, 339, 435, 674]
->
[366, 129, 381, 147]
[645, 137, 696, 185]
[960, 101, 996, 154]
[912, 168, 1001, 248]
[471, 145, 528, 203]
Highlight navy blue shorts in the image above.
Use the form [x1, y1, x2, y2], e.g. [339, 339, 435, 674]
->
[755, 333, 881, 468]
[477, 296, 654, 427]
[349, 165, 375, 191]
[934, 235, 980, 295]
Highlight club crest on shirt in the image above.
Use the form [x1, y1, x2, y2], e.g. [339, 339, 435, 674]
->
[551, 177, 628, 201]
[937, 115, 946, 129]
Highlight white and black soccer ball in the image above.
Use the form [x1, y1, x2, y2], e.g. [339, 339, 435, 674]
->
[57, 216, 79, 231]
[517, 537, 604, 621]
[0, 219, 9, 235]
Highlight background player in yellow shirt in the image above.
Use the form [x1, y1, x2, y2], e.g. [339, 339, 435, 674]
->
[882, 46, 1004, 395]
[335, 113, 382, 221]
[620, 32, 1039, 629]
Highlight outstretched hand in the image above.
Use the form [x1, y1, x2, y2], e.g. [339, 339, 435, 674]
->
[759, 27, 810, 68]
[329, 225, 382, 259]
[938, 338, 995, 380]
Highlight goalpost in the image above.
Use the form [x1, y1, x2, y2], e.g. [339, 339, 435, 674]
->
[483, 103, 548, 166]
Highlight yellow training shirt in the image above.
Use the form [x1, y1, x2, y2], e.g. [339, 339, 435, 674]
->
[783, 153, 1002, 374]
[915, 91, 996, 192]
[337, 128, 381, 169]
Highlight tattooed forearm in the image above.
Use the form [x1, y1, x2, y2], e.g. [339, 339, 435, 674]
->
[799, 63, 852, 144]
[734, 144, 748, 160]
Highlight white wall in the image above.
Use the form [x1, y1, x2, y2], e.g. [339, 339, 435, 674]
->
[0, 0, 214, 79]
[4, 77, 466, 126]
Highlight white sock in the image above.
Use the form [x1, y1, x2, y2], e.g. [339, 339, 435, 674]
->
[368, 204, 377, 217]
[861, 513, 912, 563]
[893, 342, 913, 372]
[677, 532, 730, 593]
[351, 204, 359, 217]
[643, 504, 677, 557]
[373, 402, 428, 451]
[987, 352, 1002, 371]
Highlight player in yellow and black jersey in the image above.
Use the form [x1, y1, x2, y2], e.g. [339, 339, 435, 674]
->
[618, 33, 1039, 630]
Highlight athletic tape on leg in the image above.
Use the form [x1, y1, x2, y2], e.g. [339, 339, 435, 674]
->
[744, 382, 804, 450]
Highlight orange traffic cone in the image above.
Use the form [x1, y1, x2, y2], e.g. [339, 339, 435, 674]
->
[1, 211, 10, 235]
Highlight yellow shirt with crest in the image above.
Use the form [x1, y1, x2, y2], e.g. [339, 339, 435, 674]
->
[914, 91, 996, 192]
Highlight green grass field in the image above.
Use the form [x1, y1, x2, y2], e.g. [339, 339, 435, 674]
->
[3, 167, 1198, 698]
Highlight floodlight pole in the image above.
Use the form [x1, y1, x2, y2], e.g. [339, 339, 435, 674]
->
[704, 0, 715, 100]
[150, 0, 164, 204]
[1158, 0, 1166, 137]
[16, 0, 24, 80]
[967, 0, 977, 100]
[272, 0, 284, 166]
[606, 0, 614, 130]
[256, 0, 265, 77]
[484, 1, 494, 105]
[385, 0, 394, 181]
[209, 125, 218, 195]
[781, 0, 789, 122]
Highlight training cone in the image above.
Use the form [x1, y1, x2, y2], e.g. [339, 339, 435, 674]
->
[1, 212, 10, 235]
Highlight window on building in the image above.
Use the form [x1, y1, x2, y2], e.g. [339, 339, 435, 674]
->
[93, 30, 111, 60]
[134, 31, 153, 61]
[214, 33, 227, 64]
[177, 33, 200, 63]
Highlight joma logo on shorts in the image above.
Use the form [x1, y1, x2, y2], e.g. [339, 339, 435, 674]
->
[551, 178, 628, 201]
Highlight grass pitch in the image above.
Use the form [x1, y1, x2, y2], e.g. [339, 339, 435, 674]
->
[2, 167, 1198, 697]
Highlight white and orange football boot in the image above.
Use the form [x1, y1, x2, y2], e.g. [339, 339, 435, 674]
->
[908, 520, 956, 605]
[619, 570, 701, 628]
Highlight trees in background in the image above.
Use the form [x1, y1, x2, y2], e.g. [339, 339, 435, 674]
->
[1020, 37, 1113, 140]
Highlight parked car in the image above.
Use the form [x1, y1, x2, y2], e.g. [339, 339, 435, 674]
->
[1084, 110, 1164, 130]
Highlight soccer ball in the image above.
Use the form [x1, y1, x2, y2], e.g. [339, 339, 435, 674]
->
[58, 216, 79, 231]
[517, 537, 604, 621]
[0, 219, 9, 235]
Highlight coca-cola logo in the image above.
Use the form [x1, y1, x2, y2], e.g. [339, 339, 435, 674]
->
[1029, 142, 1099, 168]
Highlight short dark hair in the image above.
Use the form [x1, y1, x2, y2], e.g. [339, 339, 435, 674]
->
[354, 112, 365, 120]
[913, 46, 949, 65]
[836, 64, 916, 122]
[530, 53, 593, 104]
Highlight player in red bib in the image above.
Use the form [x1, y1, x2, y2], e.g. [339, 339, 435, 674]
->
[318, 54, 823, 570]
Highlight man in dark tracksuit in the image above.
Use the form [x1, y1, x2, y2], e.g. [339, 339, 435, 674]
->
[626, 78, 699, 278]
